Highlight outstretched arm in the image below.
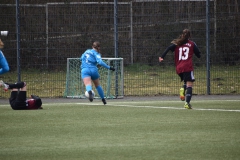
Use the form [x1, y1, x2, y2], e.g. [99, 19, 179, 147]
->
[95, 53, 111, 69]
[193, 43, 201, 58]
[159, 44, 176, 62]
[97, 58, 110, 69]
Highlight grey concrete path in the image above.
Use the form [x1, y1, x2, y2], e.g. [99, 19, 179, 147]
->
[0, 95, 239, 105]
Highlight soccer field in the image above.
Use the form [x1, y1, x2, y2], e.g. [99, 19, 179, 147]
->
[0, 96, 240, 160]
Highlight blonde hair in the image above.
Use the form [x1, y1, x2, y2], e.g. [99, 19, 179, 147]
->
[0, 39, 4, 49]
[171, 29, 191, 46]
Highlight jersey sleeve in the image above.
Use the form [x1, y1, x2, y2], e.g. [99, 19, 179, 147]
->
[0, 51, 10, 75]
[161, 44, 176, 59]
[95, 53, 110, 69]
[193, 42, 201, 58]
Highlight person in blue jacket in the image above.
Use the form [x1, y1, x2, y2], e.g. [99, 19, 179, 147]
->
[80, 41, 115, 105]
[0, 38, 9, 75]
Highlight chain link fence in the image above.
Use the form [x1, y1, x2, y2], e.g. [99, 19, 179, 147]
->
[0, 0, 239, 98]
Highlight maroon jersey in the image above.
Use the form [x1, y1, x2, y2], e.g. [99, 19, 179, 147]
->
[161, 39, 200, 74]
[174, 40, 195, 74]
[27, 99, 39, 109]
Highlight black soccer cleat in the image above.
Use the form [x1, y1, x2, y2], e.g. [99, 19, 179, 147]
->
[88, 90, 94, 102]
[102, 98, 107, 105]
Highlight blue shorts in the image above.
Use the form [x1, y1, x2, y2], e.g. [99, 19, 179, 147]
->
[81, 67, 100, 80]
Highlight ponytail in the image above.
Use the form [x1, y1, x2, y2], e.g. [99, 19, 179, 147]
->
[171, 29, 191, 46]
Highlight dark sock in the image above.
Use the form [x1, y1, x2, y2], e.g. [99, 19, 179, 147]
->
[8, 82, 25, 89]
[183, 83, 186, 91]
[186, 87, 192, 104]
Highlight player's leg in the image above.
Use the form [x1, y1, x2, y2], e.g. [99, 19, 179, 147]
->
[179, 85, 186, 101]
[4, 81, 26, 90]
[15, 85, 28, 110]
[83, 77, 94, 102]
[91, 68, 106, 105]
[178, 73, 186, 101]
[9, 89, 18, 109]
[9, 83, 27, 110]
[92, 79, 106, 105]
[184, 81, 193, 109]
[182, 82, 186, 93]
[81, 68, 94, 102]
[183, 71, 195, 109]
[91, 70, 106, 105]
[83, 77, 92, 91]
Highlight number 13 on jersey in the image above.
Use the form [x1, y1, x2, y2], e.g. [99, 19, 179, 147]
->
[179, 47, 189, 60]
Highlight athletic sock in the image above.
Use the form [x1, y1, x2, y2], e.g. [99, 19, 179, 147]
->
[96, 85, 104, 99]
[8, 82, 25, 89]
[183, 83, 186, 91]
[86, 85, 92, 92]
[186, 87, 192, 104]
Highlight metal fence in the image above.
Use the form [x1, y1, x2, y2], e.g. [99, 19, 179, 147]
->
[0, 0, 239, 98]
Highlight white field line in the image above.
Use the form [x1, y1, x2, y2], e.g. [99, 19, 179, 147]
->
[102, 103, 240, 112]
[112, 100, 240, 103]
[49, 102, 240, 112]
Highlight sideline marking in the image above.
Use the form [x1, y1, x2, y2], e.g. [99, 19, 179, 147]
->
[48, 102, 240, 112]
[109, 100, 240, 103]
[109, 104, 240, 112]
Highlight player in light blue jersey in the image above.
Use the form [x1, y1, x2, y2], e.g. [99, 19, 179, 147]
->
[0, 38, 9, 75]
[80, 41, 115, 104]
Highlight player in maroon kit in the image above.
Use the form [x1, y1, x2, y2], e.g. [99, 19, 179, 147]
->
[0, 80, 42, 110]
[159, 29, 201, 109]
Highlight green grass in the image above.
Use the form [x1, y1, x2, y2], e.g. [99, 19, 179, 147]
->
[124, 65, 240, 95]
[0, 99, 240, 160]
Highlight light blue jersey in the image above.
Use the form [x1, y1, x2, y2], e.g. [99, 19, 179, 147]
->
[80, 49, 110, 69]
[0, 50, 9, 75]
[80, 49, 110, 80]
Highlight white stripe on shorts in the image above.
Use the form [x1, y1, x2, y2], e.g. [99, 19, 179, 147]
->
[191, 71, 195, 80]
